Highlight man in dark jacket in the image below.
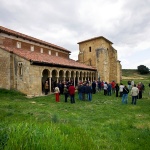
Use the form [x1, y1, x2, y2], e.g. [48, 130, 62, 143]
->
[77, 84, 82, 100]
[92, 81, 96, 94]
[81, 83, 86, 100]
[85, 83, 92, 101]
[122, 85, 129, 104]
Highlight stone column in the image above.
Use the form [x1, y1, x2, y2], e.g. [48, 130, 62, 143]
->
[92, 75, 94, 81]
[41, 76, 43, 95]
[56, 77, 59, 83]
[63, 76, 66, 83]
[78, 77, 79, 84]
[49, 77, 51, 93]
[73, 77, 75, 87]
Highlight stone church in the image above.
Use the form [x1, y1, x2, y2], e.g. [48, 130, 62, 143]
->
[0, 26, 97, 96]
[77, 37, 121, 83]
[0, 26, 121, 96]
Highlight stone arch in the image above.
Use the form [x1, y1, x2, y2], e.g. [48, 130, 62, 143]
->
[87, 72, 89, 77]
[52, 69, 58, 80]
[66, 70, 70, 81]
[87, 72, 89, 82]
[76, 71, 79, 77]
[83, 72, 86, 82]
[84, 72, 87, 81]
[76, 71, 80, 85]
[79, 71, 82, 81]
[89, 72, 92, 82]
[70, 70, 73, 84]
[92, 72, 96, 81]
[42, 69, 50, 93]
[91, 72, 93, 82]
[51, 69, 58, 92]
[71, 70, 75, 81]
[59, 70, 64, 82]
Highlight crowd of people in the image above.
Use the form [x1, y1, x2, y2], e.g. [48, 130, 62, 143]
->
[53, 80, 93, 104]
[44, 79, 148, 105]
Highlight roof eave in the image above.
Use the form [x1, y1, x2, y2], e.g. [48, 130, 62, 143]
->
[0, 26, 71, 53]
[77, 36, 113, 44]
[30, 60, 96, 71]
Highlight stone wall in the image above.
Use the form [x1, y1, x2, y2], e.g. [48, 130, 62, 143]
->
[5, 53, 96, 96]
[0, 31, 97, 96]
[0, 48, 11, 89]
[1, 35, 69, 59]
[78, 38, 121, 83]
[8, 54, 44, 96]
[12, 55, 31, 95]
[117, 61, 122, 83]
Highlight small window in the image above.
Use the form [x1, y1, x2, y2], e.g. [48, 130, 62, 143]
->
[31, 46, 34, 51]
[89, 47, 91, 52]
[48, 50, 51, 55]
[18, 62, 23, 76]
[17, 42, 21, 48]
[40, 48, 43, 53]
[56, 52, 58, 56]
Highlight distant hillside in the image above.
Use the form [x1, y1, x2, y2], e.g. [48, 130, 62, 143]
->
[122, 69, 150, 80]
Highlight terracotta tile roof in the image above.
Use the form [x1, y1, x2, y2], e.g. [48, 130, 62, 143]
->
[77, 36, 113, 44]
[0, 45, 96, 70]
[0, 26, 71, 53]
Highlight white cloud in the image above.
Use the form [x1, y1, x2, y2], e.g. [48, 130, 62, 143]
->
[0, 0, 150, 69]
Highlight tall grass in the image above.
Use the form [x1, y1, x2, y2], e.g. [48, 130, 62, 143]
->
[0, 75, 150, 150]
[1, 122, 96, 150]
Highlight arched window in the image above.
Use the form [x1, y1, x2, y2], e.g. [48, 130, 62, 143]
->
[18, 62, 23, 76]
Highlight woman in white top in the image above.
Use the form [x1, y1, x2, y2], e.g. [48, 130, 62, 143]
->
[131, 84, 139, 105]
[119, 83, 124, 97]
[104, 82, 108, 96]
[54, 85, 60, 102]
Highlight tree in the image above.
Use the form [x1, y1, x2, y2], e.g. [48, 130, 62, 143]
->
[137, 65, 149, 74]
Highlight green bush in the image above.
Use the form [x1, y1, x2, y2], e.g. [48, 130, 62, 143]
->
[137, 65, 149, 74]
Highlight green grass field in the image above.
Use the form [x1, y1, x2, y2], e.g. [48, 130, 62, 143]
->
[0, 70, 150, 150]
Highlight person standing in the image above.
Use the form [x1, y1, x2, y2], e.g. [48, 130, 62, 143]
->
[101, 81, 104, 90]
[107, 83, 112, 96]
[111, 81, 116, 93]
[54, 85, 60, 102]
[63, 85, 68, 102]
[85, 83, 92, 101]
[131, 80, 134, 87]
[127, 80, 131, 90]
[131, 84, 139, 105]
[81, 83, 86, 100]
[58, 81, 64, 95]
[92, 81, 96, 94]
[115, 83, 119, 97]
[137, 82, 143, 99]
[119, 83, 124, 97]
[68, 83, 76, 103]
[77, 83, 82, 100]
[122, 85, 129, 104]
[44, 80, 49, 95]
[104, 82, 108, 96]
[98, 81, 101, 92]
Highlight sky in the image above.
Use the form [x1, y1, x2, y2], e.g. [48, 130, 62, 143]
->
[0, 0, 150, 69]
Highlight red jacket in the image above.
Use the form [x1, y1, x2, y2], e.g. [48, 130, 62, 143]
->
[68, 85, 75, 95]
[111, 81, 116, 89]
